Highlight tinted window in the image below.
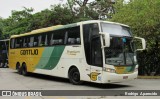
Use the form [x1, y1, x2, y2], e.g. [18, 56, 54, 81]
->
[38, 34, 48, 46]
[33, 35, 38, 47]
[29, 36, 34, 47]
[67, 26, 80, 45]
[10, 39, 15, 49]
[22, 37, 29, 47]
[15, 38, 22, 48]
[83, 23, 102, 66]
[51, 30, 65, 45]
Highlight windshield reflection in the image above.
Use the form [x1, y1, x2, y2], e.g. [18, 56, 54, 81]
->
[105, 36, 136, 66]
[101, 22, 132, 37]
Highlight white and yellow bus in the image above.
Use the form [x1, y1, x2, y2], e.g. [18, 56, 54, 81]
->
[9, 20, 146, 84]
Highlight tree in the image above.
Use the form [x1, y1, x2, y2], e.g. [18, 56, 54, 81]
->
[111, 0, 160, 75]
[0, 17, 3, 39]
[28, 4, 74, 31]
[2, 7, 33, 36]
[67, 0, 116, 20]
[50, 4, 74, 24]
[90, 0, 116, 19]
[112, 0, 160, 40]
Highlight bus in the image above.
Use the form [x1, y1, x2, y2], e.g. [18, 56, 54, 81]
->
[9, 20, 146, 84]
[0, 39, 9, 68]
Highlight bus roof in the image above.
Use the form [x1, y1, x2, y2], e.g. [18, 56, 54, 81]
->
[80, 20, 129, 27]
[11, 25, 63, 38]
[0, 39, 10, 42]
[10, 20, 129, 38]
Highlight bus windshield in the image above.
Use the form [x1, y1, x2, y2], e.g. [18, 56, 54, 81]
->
[101, 23, 136, 66]
[101, 23, 132, 37]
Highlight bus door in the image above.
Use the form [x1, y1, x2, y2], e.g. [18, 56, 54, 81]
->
[83, 23, 103, 83]
[89, 37, 103, 83]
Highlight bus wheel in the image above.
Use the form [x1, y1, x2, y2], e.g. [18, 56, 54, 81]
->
[16, 63, 22, 75]
[22, 63, 28, 76]
[69, 68, 82, 85]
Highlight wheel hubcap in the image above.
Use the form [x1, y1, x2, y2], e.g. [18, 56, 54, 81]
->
[73, 72, 79, 82]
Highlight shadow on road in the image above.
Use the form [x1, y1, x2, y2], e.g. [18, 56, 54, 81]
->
[13, 71, 133, 89]
[83, 82, 132, 89]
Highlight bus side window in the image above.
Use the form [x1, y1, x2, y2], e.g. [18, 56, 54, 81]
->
[10, 39, 15, 49]
[38, 34, 47, 46]
[19, 38, 23, 48]
[23, 37, 28, 47]
[15, 38, 21, 48]
[76, 38, 81, 44]
[46, 33, 51, 46]
[29, 36, 34, 47]
[34, 35, 38, 47]
[38, 35, 42, 46]
[52, 30, 65, 45]
[50, 33, 54, 45]
[45, 34, 48, 46]
[68, 38, 76, 44]
[67, 26, 80, 45]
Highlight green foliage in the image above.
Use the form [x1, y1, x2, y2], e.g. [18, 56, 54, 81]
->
[67, 0, 115, 20]
[112, 0, 160, 48]
[0, 17, 3, 28]
[0, 17, 3, 38]
[1, 5, 74, 37]
[2, 7, 33, 36]
[0, 0, 115, 38]
[111, 0, 160, 76]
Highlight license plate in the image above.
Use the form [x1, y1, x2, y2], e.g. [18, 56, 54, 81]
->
[123, 76, 128, 79]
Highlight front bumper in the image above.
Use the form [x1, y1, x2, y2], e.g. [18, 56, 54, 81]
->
[102, 71, 138, 83]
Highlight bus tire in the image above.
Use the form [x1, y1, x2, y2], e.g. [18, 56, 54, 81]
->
[69, 67, 83, 85]
[16, 63, 22, 75]
[22, 63, 28, 76]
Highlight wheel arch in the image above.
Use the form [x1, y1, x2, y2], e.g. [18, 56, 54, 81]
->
[68, 65, 83, 84]
[68, 65, 80, 78]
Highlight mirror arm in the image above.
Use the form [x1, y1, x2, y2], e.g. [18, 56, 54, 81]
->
[134, 37, 146, 51]
[100, 32, 110, 48]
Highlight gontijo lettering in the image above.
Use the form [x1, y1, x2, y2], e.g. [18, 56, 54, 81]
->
[20, 49, 38, 55]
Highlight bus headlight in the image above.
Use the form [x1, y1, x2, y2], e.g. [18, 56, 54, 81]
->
[103, 67, 115, 73]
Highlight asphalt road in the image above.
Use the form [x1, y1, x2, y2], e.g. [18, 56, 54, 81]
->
[0, 68, 160, 99]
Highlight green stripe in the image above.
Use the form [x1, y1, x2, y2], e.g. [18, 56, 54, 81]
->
[129, 65, 136, 72]
[36, 47, 54, 69]
[42, 46, 65, 70]
[125, 65, 136, 73]
[125, 66, 132, 72]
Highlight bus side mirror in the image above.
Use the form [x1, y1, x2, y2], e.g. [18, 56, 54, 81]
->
[134, 37, 146, 51]
[100, 32, 110, 48]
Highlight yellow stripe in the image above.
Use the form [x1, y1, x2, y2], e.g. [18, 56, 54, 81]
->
[9, 48, 44, 72]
